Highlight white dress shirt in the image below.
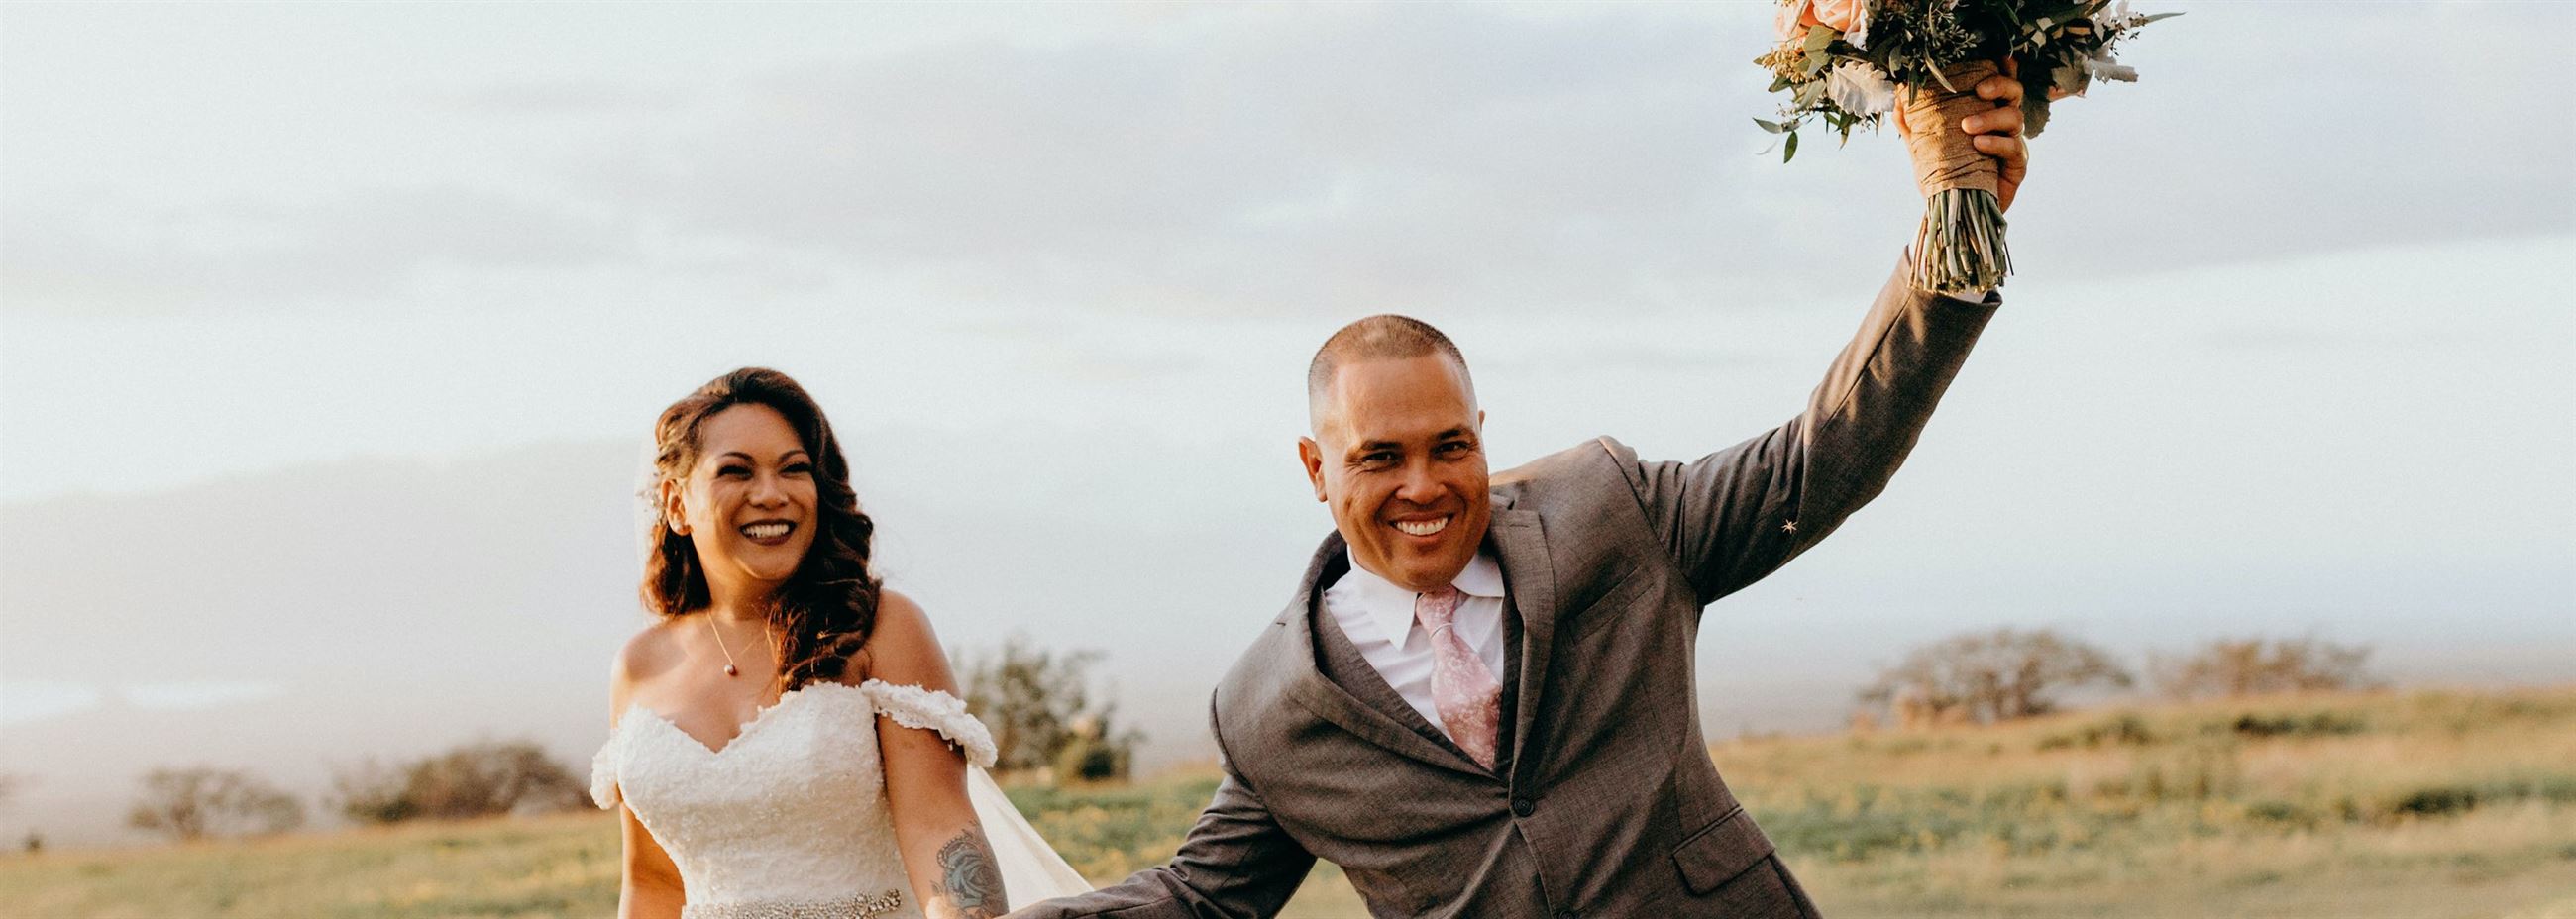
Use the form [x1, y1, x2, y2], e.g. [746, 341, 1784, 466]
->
[1322, 550, 1509, 738]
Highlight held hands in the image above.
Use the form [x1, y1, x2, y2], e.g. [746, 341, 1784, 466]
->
[1893, 59, 2061, 213]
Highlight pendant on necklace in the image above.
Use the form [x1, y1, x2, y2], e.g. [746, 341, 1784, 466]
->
[723, 664, 739, 677]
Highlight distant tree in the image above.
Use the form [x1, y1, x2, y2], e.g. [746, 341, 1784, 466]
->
[331, 759, 419, 825]
[402, 740, 587, 819]
[2152, 636, 2383, 700]
[962, 635, 1142, 779]
[332, 740, 586, 825]
[1859, 627, 2134, 726]
[126, 767, 304, 842]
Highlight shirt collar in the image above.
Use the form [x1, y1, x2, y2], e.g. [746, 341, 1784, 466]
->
[1341, 550, 1506, 641]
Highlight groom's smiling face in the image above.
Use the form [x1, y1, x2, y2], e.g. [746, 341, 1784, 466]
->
[1301, 354, 1491, 593]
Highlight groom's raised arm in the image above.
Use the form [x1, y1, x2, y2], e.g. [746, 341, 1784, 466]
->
[1611, 65, 2042, 609]
[1612, 255, 1998, 608]
[1010, 703, 1316, 919]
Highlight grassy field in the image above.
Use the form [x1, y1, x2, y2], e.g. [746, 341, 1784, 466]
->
[6, 686, 2573, 918]
[1718, 686, 2576, 918]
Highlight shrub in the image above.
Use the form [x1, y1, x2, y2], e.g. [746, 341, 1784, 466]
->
[961, 636, 1142, 780]
[1859, 627, 2133, 725]
[2224, 712, 2366, 739]
[126, 767, 304, 842]
[2391, 785, 2478, 819]
[332, 740, 585, 825]
[2242, 799, 2318, 829]
[1053, 715, 1138, 783]
[2036, 713, 2156, 750]
[2152, 637, 2383, 700]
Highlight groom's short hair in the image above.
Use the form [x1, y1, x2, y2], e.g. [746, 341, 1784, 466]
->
[1307, 315, 1475, 428]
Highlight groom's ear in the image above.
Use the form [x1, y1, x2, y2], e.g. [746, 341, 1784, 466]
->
[1297, 437, 1329, 503]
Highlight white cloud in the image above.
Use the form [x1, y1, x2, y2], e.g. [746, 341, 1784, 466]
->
[13, 2, 2559, 323]
[0, 682, 104, 725]
[122, 681, 287, 711]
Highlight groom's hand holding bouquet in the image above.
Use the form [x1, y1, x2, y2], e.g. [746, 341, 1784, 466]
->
[1757, 0, 2174, 292]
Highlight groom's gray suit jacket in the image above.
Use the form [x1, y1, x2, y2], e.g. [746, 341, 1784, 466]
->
[1023, 262, 1997, 918]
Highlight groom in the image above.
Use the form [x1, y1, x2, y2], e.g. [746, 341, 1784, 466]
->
[1015, 71, 2039, 919]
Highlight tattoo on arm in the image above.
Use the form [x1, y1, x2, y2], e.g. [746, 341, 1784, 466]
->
[930, 830, 1007, 919]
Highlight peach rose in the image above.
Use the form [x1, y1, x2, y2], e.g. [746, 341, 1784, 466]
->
[1776, 0, 1871, 41]
[1774, 0, 1820, 41]
[1813, 0, 1870, 32]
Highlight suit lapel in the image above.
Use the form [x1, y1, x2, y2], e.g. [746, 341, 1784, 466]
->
[1313, 594, 1476, 760]
[1277, 533, 1486, 776]
[1488, 508, 1557, 780]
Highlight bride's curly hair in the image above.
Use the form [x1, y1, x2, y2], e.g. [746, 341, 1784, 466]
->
[643, 367, 879, 689]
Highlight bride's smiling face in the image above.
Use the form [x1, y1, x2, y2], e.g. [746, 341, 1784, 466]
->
[665, 404, 819, 595]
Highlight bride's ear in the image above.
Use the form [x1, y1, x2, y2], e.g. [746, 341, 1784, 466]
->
[659, 477, 692, 536]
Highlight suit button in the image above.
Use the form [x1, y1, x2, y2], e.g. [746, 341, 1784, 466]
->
[1511, 797, 1535, 817]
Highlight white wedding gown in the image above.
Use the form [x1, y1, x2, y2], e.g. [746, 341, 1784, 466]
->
[591, 679, 1093, 918]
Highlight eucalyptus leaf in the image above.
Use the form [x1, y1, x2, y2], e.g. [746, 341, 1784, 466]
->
[1927, 55, 1960, 93]
[1755, 117, 1788, 134]
[1784, 130, 1800, 162]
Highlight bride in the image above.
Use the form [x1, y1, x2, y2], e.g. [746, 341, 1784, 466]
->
[591, 367, 1089, 918]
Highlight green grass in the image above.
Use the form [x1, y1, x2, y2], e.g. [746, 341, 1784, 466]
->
[1716, 685, 2576, 918]
[7, 686, 2574, 918]
[0, 817, 621, 918]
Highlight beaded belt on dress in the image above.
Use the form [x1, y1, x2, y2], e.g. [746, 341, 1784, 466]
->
[681, 890, 905, 919]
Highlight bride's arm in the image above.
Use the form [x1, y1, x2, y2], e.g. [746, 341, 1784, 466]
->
[619, 808, 686, 919]
[610, 635, 688, 919]
[868, 590, 1010, 919]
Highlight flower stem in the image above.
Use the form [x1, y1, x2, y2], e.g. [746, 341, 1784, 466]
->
[1911, 188, 2010, 294]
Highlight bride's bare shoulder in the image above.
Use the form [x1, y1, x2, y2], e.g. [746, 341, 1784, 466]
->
[611, 618, 689, 695]
[844, 589, 950, 688]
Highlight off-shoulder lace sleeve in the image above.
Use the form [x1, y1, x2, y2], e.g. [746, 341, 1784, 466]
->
[860, 679, 998, 768]
[590, 734, 621, 809]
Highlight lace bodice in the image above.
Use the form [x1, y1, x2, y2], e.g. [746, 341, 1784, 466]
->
[591, 680, 998, 918]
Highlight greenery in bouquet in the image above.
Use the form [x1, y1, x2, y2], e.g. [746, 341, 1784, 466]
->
[1754, 0, 2173, 292]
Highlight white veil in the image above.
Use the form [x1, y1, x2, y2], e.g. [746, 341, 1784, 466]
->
[631, 438, 1093, 900]
[968, 766, 1096, 900]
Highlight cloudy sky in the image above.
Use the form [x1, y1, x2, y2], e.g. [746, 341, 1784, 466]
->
[3, 2, 2570, 843]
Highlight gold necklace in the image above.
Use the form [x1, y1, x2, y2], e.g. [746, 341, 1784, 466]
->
[703, 615, 770, 678]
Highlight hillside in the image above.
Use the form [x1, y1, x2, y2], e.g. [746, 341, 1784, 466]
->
[5, 686, 2572, 917]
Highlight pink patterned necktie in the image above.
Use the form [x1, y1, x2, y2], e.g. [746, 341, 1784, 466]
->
[1415, 585, 1502, 769]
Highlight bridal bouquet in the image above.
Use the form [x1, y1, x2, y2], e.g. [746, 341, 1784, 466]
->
[1755, 0, 2174, 292]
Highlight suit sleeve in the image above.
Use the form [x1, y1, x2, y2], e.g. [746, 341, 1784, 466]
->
[1614, 254, 1999, 607]
[1011, 699, 1317, 919]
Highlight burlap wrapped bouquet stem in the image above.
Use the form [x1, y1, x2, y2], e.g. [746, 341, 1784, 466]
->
[1898, 59, 2012, 293]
